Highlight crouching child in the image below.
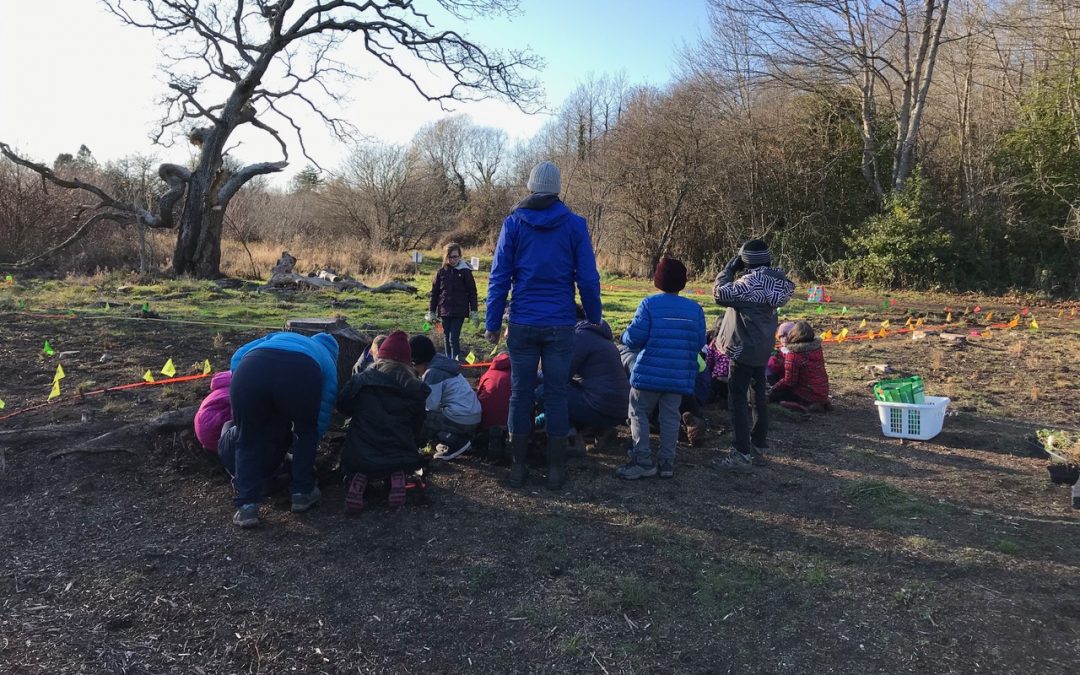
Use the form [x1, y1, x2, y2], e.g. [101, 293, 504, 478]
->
[409, 335, 483, 459]
[338, 331, 430, 512]
[768, 321, 830, 412]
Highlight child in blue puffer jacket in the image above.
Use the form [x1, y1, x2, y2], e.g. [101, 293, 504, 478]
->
[228, 331, 339, 529]
[618, 257, 707, 480]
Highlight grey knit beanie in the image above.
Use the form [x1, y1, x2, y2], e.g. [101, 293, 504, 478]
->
[739, 239, 772, 267]
[527, 161, 560, 194]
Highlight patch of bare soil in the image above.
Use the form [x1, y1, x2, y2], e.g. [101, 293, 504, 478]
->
[2, 312, 1079, 674]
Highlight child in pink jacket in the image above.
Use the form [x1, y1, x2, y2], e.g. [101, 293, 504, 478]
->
[194, 371, 232, 452]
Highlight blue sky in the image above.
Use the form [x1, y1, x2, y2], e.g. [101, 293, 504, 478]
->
[0, 1, 710, 174]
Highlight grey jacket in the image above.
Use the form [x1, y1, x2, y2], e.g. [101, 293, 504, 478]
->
[421, 353, 482, 426]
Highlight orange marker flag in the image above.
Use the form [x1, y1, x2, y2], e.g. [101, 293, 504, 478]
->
[878, 328, 887, 338]
[821, 329, 834, 340]
[1007, 315, 1019, 329]
[915, 317, 924, 327]
[985, 311, 994, 322]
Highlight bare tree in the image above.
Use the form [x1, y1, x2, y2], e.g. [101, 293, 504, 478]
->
[1, 0, 537, 277]
[709, 0, 953, 199]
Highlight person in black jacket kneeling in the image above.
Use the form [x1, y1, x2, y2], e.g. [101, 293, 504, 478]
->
[337, 330, 430, 513]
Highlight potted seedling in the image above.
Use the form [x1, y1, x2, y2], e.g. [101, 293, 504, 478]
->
[1036, 429, 1080, 485]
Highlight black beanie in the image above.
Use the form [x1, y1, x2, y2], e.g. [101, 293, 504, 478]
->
[408, 335, 437, 365]
[740, 239, 771, 267]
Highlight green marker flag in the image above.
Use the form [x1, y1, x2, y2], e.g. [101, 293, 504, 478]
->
[697, 353, 707, 373]
[881, 299, 888, 310]
[423, 322, 431, 332]
[816, 305, 824, 315]
[104, 302, 110, 311]
[43, 340, 55, 357]
[0, 397, 5, 410]
[841, 306, 848, 315]
[141, 302, 150, 312]
[4, 274, 12, 284]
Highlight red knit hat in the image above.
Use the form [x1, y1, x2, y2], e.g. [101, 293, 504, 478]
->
[377, 330, 411, 364]
[654, 257, 687, 293]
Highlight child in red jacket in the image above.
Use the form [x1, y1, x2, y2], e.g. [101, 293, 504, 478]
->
[476, 352, 511, 460]
[768, 321, 830, 413]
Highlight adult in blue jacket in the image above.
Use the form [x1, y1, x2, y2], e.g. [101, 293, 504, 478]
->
[228, 332, 339, 528]
[619, 258, 707, 480]
[485, 160, 602, 490]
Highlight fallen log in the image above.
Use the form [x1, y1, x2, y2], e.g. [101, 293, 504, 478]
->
[264, 251, 416, 294]
[48, 405, 199, 460]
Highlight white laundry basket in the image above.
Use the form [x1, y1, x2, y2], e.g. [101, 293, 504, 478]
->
[874, 396, 950, 440]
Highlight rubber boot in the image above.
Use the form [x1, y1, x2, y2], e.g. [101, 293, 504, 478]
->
[508, 434, 530, 488]
[545, 435, 568, 491]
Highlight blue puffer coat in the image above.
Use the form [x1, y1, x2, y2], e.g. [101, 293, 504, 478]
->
[230, 332, 340, 437]
[486, 194, 602, 331]
[572, 321, 630, 419]
[622, 294, 707, 395]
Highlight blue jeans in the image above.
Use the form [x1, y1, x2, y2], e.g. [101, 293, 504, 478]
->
[507, 322, 574, 438]
[442, 315, 466, 361]
[230, 349, 322, 507]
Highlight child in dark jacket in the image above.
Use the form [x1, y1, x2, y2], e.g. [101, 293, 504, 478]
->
[427, 242, 478, 362]
[338, 331, 430, 513]
[618, 257, 707, 480]
[712, 239, 795, 469]
[768, 321, 830, 412]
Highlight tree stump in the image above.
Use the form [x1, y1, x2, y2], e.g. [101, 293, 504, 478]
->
[284, 317, 368, 388]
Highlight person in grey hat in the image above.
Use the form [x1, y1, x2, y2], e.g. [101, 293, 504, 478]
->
[485, 160, 602, 491]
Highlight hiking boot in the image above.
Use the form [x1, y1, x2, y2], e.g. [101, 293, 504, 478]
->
[682, 412, 705, 447]
[434, 432, 472, 460]
[616, 460, 658, 480]
[546, 436, 568, 490]
[711, 448, 753, 472]
[593, 426, 619, 452]
[508, 434, 530, 488]
[658, 459, 675, 479]
[345, 473, 368, 514]
[233, 503, 260, 528]
[388, 471, 407, 508]
[748, 447, 768, 466]
[291, 486, 321, 513]
[567, 430, 587, 458]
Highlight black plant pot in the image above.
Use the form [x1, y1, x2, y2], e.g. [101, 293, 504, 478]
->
[1047, 463, 1080, 486]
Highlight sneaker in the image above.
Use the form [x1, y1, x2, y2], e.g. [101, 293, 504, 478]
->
[434, 432, 472, 460]
[710, 448, 753, 472]
[345, 473, 367, 514]
[233, 503, 260, 528]
[616, 460, 658, 480]
[291, 486, 321, 513]
[658, 459, 675, 479]
[682, 412, 705, 447]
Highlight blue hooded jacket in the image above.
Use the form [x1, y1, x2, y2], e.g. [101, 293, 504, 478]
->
[622, 293, 707, 395]
[229, 332, 340, 437]
[486, 195, 602, 331]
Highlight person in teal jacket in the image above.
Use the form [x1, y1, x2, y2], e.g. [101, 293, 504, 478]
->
[228, 332, 339, 528]
[618, 258, 706, 480]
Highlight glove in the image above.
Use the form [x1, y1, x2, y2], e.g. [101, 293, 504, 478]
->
[425, 311, 435, 322]
[471, 312, 480, 327]
[718, 254, 744, 284]
[484, 330, 500, 344]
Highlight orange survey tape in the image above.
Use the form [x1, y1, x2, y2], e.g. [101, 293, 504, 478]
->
[0, 372, 212, 422]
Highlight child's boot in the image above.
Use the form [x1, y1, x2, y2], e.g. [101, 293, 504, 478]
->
[508, 434, 530, 487]
[546, 436, 568, 491]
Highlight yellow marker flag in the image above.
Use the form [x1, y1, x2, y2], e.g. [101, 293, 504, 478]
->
[821, 329, 834, 340]
[143, 370, 155, 383]
[54, 363, 66, 383]
[984, 327, 993, 339]
[915, 318, 924, 327]
[904, 317, 913, 328]
[945, 312, 952, 322]
[1071, 308, 1077, 318]
[985, 311, 993, 322]
[203, 359, 212, 375]
[859, 319, 867, 329]
[465, 351, 477, 365]
[161, 358, 176, 377]
[1030, 318, 1039, 330]
[880, 319, 890, 328]
[48, 380, 60, 401]
[1058, 309, 1065, 319]
[878, 328, 887, 338]
[0, 398, 5, 410]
